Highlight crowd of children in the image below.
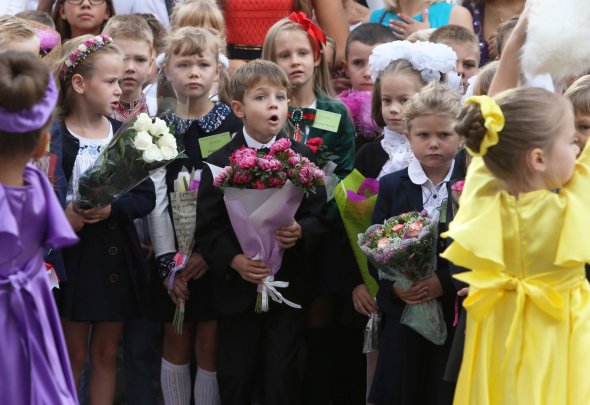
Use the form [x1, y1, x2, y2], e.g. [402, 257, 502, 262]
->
[3, 1, 590, 405]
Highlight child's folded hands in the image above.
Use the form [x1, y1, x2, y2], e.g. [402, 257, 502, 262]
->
[275, 220, 302, 249]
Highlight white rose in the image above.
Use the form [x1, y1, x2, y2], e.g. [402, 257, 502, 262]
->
[160, 145, 178, 160]
[142, 143, 164, 163]
[149, 117, 170, 136]
[78, 44, 87, 52]
[133, 113, 153, 132]
[157, 133, 177, 150]
[133, 131, 153, 151]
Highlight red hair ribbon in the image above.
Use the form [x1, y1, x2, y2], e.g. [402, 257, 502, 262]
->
[287, 11, 326, 61]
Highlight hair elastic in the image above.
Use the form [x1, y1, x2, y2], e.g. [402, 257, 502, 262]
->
[0, 73, 58, 133]
[464, 95, 505, 157]
[287, 11, 326, 61]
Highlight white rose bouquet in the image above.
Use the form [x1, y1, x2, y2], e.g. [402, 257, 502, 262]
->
[74, 113, 181, 209]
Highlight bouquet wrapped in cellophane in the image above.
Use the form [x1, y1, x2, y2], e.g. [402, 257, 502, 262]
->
[210, 138, 324, 313]
[359, 211, 447, 345]
[73, 113, 180, 210]
[334, 169, 379, 297]
[168, 168, 201, 334]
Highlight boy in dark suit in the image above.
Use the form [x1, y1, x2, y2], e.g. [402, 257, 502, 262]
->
[196, 60, 326, 405]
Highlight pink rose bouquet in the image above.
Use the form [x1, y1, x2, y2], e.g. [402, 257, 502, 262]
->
[359, 211, 447, 345]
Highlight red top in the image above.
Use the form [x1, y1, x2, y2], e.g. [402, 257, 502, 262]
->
[225, 0, 294, 46]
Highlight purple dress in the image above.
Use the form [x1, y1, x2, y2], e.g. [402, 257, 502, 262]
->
[462, 1, 490, 65]
[0, 164, 79, 404]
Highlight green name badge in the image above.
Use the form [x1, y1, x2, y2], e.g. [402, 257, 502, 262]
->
[312, 109, 341, 133]
[199, 132, 231, 158]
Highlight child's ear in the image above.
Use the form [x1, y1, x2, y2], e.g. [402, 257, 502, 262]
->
[527, 147, 547, 173]
[231, 100, 245, 118]
[71, 73, 85, 95]
[32, 132, 50, 160]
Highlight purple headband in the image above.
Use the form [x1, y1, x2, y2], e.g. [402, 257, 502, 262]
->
[0, 73, 58, 133]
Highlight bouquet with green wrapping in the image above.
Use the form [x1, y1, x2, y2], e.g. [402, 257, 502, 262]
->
[334, 169, 379, 297]
[359, 211, 446, 345]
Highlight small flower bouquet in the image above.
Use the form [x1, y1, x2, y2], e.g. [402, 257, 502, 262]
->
[450, 180, 465, 215]
[359, 211, 447, 345]
[168, 168, 201, 334]
[210, 138, 324, 312]
[74, 113, 180, 210]
[305, 137, 338, 201]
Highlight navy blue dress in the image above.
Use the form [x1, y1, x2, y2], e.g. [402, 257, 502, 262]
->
[56, 118, 156, 321]
[368, 163, 462, 405]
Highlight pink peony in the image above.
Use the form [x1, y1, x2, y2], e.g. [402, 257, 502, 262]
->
[232, 171, 252, 185]
[236, 155, 257, 170]
[298, 165, 314, 185]
[253, 179, 266, 189]
[257, 157, 282, 171]
[270, 138, 291, 154]
[230, 147, 257, 165]
[288, 155, 301, 166]
[268, 176, 286, 188]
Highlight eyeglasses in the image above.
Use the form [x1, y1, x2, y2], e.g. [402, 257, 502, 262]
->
[65, 0, 106, 5]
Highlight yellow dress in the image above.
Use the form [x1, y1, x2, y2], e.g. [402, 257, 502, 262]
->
[441, 145, 590, 405]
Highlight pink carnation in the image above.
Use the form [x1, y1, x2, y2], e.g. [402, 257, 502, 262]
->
[270, 138, 291, 154]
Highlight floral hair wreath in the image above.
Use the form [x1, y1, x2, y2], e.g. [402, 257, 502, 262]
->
[59, 34, 114, 83]
[369, 40, 462, 92]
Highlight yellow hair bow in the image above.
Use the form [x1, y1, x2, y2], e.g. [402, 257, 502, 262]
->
[464, 95, 505, 157]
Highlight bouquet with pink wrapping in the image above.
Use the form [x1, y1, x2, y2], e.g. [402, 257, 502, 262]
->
[210, 139, 324, 312]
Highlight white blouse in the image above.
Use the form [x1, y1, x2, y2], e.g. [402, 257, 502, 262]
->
[66, 124, 113, 202]
[407, 158, 454, 221]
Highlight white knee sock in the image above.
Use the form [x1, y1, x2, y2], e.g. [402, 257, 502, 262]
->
[160, 358, 191, 405]
[193, 367, 221, 405]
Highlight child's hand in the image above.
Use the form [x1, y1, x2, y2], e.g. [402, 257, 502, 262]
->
[457, 287, 469, 297]
[352, 284, 379, 316]
[164, 275, 190, 306]
[389, 10, 430, 40]
[275, 220, 302, 249]
[65, 202, 85, 232]
[78, 205, 112, 224]
[414, 273, 444, 302]
[393, 283, 428, 305]
[230, 254, 270, 284]
[179, 252, 208, 281]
